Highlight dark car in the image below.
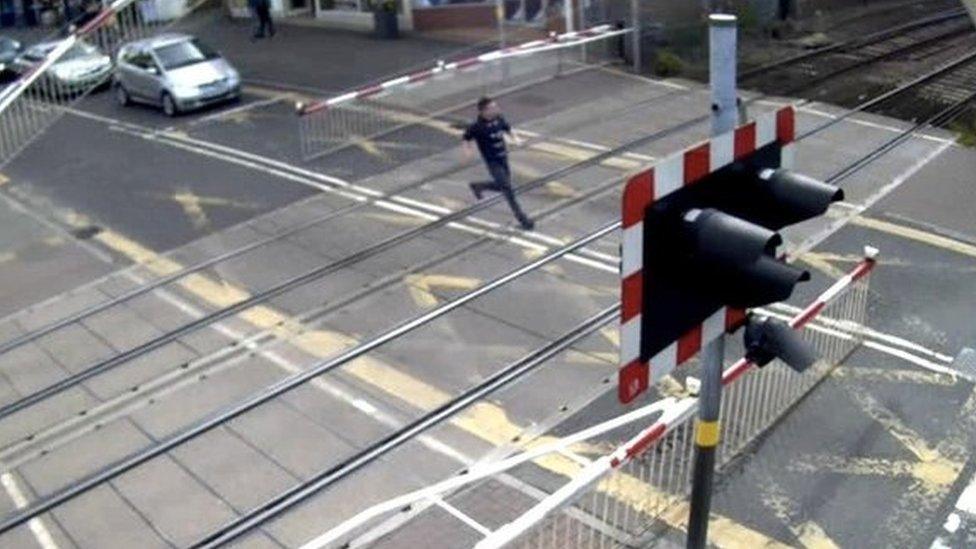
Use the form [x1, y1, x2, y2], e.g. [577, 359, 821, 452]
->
[11, 39, 113, 94]
[0, 37, 24, 83]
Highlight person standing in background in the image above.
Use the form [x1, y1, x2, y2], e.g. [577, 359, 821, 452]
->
[250, 0, 275, 39]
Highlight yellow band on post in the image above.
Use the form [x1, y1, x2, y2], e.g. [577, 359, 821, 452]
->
[695, 420, 721, 447]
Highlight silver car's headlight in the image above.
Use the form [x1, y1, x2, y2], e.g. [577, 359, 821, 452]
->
[51, 66, 78, 81]
[171, 84, 199, 98]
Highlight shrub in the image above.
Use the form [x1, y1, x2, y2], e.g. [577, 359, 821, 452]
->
[951, 115, 976, 148]
[653, 49, 684, 77]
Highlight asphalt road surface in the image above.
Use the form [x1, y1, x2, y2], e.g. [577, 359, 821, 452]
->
[0, 11, 974, 549]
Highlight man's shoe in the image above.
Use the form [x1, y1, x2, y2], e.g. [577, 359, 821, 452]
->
[519, 218, 535, 231]
[469, 183, 483, 201]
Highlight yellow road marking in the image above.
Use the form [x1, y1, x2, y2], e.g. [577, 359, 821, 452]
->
[851, 215, 976, 259]
[845, 386, 954, 464]
[164, 190, 253, 230]
[403, 274, 481, 308]
[348, 135, 391, 160]
[242, 85, 286, 99]
[0, 252, 14, 264]
[758, 476, 840, 549]
[796, 522, 841, 549]
[566, 351, 618, 365]
[544, 180, 580, 198]
[361, 105, 638, 172]
[363, 212, 428, 227]
[797, 251, 848, 280]
[831, 367, 958, 386]
[88, 226, 790, 548]
[529, 140, 642, 170]
[841, 385, 963, 495]
[600, 326, 619, 348]
[0, 172, 9, 187]
[790, 453, 958, 493]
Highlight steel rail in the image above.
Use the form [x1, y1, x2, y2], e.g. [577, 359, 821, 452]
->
[738, 8, 968, 79]
[0, 220, 619, 535]
[190, 305, 620, 548]
[0, 72, 669, 358]
[189, 63, 976, 549]
[0, 110, 704, 422]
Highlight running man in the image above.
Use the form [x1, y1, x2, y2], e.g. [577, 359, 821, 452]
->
[463, 97, 535, 231]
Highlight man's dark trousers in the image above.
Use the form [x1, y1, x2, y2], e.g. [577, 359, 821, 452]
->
[254, 3, 275, 37]
[471, 160, 532, 227]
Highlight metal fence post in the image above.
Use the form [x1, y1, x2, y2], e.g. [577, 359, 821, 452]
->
[629, 0, 640, 72]
[687, 12, 737, 549]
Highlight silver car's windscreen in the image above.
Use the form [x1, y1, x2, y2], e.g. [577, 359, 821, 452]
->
[153, 40, 220, 70]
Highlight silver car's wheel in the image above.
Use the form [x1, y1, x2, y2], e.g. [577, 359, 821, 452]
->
[162, 93, 178, 117]
[115, 84, 130, 107]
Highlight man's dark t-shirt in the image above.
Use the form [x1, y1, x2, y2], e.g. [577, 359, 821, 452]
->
[463, 116, 511, 164]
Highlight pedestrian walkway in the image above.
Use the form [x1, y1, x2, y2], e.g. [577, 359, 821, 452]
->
[171, 8, 481, 95]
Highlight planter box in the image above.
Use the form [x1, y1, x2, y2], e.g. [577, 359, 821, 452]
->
[412, 4, 494, 31]
[373, 9, 398, 38]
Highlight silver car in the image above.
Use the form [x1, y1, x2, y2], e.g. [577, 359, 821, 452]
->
[114, 34, 241, 117]
[12, 40, 112, 93]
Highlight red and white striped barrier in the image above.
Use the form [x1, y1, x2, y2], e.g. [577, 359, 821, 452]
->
[297, 24, 624, 116]
[618, 106, 798, 403]
[721, 248, 877, 385]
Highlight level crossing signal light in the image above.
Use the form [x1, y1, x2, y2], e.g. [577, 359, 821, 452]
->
[618, 106, 844, 403]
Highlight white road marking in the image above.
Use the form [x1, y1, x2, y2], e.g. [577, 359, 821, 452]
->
[759, 308, 962, 378]
[115, 268, 478, 469]
[769, 302, 955, 363]
[186, 95, 285, 127]
[792, 138, 955, 257]
[67, 106, 620, 274]
[798, 105, 956, 145]
[753, 99, 957, 145]
[433, 496, 492, 536]
[595, 65, 691, 90]
[0, 472, 59, 549]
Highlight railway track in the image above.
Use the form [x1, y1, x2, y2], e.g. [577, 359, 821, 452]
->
[0, 13, 974, 546]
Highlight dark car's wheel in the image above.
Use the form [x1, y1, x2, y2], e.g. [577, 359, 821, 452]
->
[115, 83, 130, 107]
[161, 92, 178, 117]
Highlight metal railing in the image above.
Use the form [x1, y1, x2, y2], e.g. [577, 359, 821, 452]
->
[299, 250, 876, 549]
[296, 24, 631, 161]
[0, 0, 206, 167]
[484, 252, 876, 548]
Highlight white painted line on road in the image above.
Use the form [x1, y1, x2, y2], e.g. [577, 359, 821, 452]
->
[433, 496, 492, 536]
[796, 104, 956, 145]
[595, 66, 691, 90]
[759, 308, 962, 378]
[114, 268, 478, 470]
[769, 302, 955, 363]
[0, 472, 59, 549]
[792, 137, 955, 258]
[186, 95, 286, 127]
[112, 120, 622, 273]
[65, 105, 620, 270]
